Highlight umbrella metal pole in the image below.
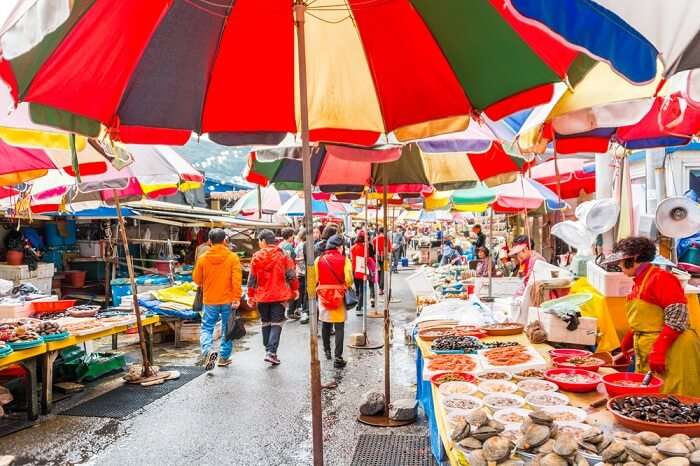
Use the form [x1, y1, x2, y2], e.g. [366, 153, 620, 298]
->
[382, 183, 390, 410]
[114, 193, 153, 378]
[487, 207, 494, 300]
[257, 185, 262, 220]
[294, 4, 323, 465]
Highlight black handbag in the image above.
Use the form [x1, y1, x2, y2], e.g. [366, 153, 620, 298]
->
[322, 255, 358, 310]
[193, 286, 203, 313]
[226, 307, 246, 341]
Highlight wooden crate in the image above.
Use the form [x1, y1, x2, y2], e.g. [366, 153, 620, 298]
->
[179, 321, 221, 343]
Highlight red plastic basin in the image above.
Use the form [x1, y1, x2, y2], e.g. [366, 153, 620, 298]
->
[602, 372, 663, 397]
[553, 355, 605, 372]
[548, 348, 592, 359]
[31, 299, 77, 315]
[544, 368, 602, 393]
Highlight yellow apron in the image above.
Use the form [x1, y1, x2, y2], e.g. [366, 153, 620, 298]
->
[627, 267, 700, 396]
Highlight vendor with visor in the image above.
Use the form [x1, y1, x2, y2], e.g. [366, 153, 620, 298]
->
[601, 236, 700, 396]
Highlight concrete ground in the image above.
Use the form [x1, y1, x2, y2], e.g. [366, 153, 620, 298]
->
[1, 271, 429, 466]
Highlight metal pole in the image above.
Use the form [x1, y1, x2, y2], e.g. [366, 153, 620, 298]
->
[487, 207, 494, 299]
[294, 4, 323, 465]
[382, 180, 391, 411]
[256, 185, 262, 220]
[363, 192, 369, 335]
[115, 192, 153, 377]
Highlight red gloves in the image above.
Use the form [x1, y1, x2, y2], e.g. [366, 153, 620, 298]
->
[620, 330, 634, 354]
[648, 325, 682, 374]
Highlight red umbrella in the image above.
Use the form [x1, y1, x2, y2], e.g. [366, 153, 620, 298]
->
[0, 0, 586, 146]
[0, 137, 56, 186]
[529, 158, 595, 199]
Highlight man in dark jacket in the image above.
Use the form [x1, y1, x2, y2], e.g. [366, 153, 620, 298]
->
[247, 229, 299, 366]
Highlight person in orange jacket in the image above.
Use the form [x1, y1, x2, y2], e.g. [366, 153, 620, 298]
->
[193, 229, 242, 370]
[247, 229, 299, 366]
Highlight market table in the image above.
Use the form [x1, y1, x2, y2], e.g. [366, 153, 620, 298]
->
[40, 315, 160, 414]
[416, 333, 617, 466]
[0, 344, 47, 421]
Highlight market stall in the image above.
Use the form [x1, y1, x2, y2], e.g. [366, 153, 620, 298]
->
[413, 316, 685, 466]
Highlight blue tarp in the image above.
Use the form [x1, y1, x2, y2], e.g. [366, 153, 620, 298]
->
[50, 207, 137, 217]
[415, 336, 448, 465]
[138, 298, 199, 321]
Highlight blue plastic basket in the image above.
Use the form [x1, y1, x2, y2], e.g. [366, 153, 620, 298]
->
[8, 337, 44, 350]
[42, 331, 70, 342]
[0, 346, 13, 358]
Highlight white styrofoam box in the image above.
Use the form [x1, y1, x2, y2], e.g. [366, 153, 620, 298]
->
[0, 302, 30, 319]
[491, 297, 521, 322]
[0, 262, 54, 281]
[586, 261, 634, 297]
[20, 277, 52, 294]
[475, 345, 548, 375]
[528, 307, 597, 346]
[77, 240, 105, 258]
[476, 277, 523, 298]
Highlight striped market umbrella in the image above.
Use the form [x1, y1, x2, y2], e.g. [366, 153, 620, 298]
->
[0, 0, 591, 147]
[23, 142, 203, 214]
[507, 0, 700, 82]
[246, 141, 529, 192]
[517, 66, 700, 154]
[492, 176, 566, 213]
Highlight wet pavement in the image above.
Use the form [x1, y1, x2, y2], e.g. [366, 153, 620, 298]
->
[1, 271, 429, 465]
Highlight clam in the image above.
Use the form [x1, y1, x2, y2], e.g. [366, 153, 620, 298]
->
[467, 408, 490, 428]
[574, 453, 589, 466]
[578, 441, 600, 454]
[599, 436, 614, 452]
[657, 440, 691, 458]
[451, 420, 471, 442]
[658, 458, 690, 466]
[637, 432, 662, 447]
[603, 441, 627, 463]
[529, 410, 554, 426]
[470, 449, 487, 466]
[488, 419, 506, 432]
[690, 451, 700, 466]
[652, 452, 670, 464]
[460, 437, 483, 450]
[624, 462, 645, 466]
[616, 432, 634, 440]
[672, 435, 692, 443]
[537, 439, 556, 454]
[539, 453, 568, 466]
[483, 436, 513, 463]
[582, 427, 604, 445]
[473, 425, 502, 442]
[690, 438, 700, 451]
[626, 441, 654, 462]
[553, 433, 578, 457]
[522, 424, 552, 450]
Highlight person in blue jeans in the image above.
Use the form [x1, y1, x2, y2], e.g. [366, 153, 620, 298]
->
[193, 229, 243, 370]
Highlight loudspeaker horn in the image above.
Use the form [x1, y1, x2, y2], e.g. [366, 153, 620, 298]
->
[655, 196, 700, 238]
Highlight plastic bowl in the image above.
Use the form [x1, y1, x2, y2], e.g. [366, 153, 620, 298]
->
[442, 395, 484, 412]
[483, 393, 526, 410]
[430, 371, 477, 386]
[607, 394, 700, 436]
[540, 405, 588, 424]
[552, 356, 605, 372]
[478, 380, 518, 395]
[544, 368, 602, 393]
[516, 379, 559, 394]
[525, 390, 570, 409]
[593, 351, 634, 371]
[548, 348, 592, 359]
[601, 372, 663, 397]
[493, 407, 533, 425]
[439, 381, 478, 397]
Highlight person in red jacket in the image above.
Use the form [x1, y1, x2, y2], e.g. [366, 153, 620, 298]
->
[350, 231, 376, 313]
[372, 227, 391, 295]
[247, 229, 299, 366]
